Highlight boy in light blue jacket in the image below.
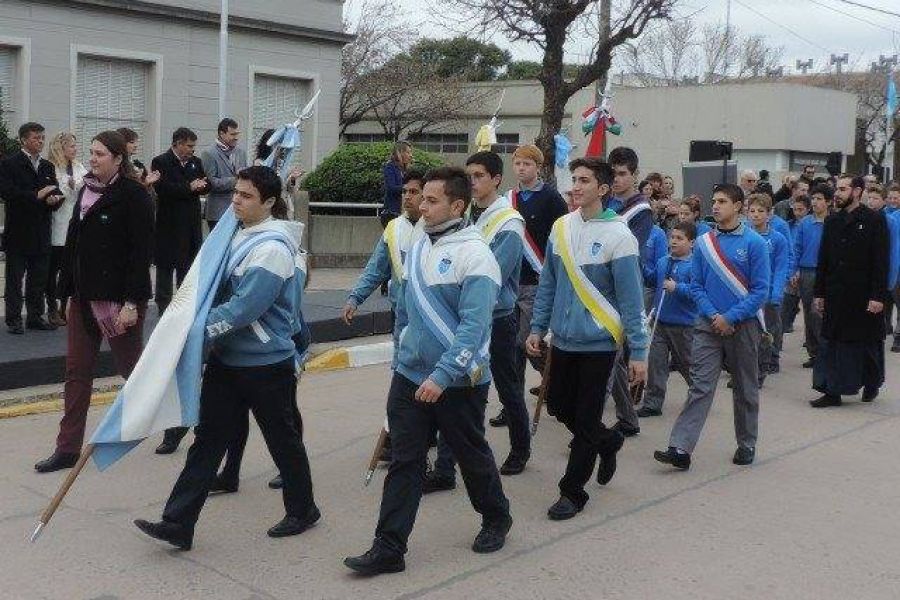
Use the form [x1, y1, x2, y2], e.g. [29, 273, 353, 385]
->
[526, 157, 648, 521]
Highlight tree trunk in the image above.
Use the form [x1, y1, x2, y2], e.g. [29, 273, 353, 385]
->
[536, 25, 569, 181]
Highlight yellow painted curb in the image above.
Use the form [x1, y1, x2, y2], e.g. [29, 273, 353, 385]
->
[305, 348, 351, 373]
[0, 391, 118, 420]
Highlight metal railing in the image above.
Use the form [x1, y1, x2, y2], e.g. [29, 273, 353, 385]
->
[308, 202, 383, 215]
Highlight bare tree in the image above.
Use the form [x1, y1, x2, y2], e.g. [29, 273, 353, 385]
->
[442, 0, 675, 173]
[624, 19, 698, 86]
[700, 24, 782, 83]
[339, 0, 417, 135]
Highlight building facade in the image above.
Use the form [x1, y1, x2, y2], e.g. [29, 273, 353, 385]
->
[0, 0, 349, 168]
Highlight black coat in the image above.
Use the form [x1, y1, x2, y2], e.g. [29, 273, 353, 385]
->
[0, 151, 60, 254]
[814, 204, 890, 343]
[151, 149, 206, 268]
[60, 176, 155, 303]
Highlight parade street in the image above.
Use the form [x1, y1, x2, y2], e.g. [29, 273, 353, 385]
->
[0, 328, 898, 600]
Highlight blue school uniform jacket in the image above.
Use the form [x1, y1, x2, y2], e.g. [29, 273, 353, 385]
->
[770, 214, 794, 272]
[759, 227, 790, 305]
[641, 224, 669, 287]
[792, 214, 826, 272]
[648, 253, 697, 326]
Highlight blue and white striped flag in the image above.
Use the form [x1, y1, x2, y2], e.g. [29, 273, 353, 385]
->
[89, 209, 240, 470]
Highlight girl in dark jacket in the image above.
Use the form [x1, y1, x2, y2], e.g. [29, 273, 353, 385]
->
[35, 130, 155, 473]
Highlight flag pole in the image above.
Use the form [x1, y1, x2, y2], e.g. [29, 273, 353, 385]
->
[30, 443, 95, 543]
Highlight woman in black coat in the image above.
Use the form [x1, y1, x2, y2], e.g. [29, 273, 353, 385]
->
[35, 130, 155, 473]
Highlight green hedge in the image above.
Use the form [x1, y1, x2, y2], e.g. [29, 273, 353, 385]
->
[302, 142, 444, 205]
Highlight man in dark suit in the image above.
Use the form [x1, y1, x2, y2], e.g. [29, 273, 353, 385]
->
[0, 122, 64, 334]
[151, 127, 207, 454]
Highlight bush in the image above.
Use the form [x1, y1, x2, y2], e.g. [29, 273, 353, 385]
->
[302, 142, 443, 205]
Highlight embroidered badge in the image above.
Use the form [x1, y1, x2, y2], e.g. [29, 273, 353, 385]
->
[438, 257, 452, 274]
[591, 242, 603, 257]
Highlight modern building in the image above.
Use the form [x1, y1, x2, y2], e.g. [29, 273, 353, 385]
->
[0, 0, 350, 168]
[345, 79, 859, 194]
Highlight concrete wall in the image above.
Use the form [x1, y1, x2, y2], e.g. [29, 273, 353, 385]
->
[307, 214, 382, 267]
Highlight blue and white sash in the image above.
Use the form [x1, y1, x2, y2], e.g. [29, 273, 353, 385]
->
[406, 236, 491, 385]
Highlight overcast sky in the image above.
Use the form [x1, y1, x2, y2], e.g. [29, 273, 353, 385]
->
[349, 0, 900, 75]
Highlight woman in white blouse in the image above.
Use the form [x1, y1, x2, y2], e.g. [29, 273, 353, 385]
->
[47, 132, 87, 326]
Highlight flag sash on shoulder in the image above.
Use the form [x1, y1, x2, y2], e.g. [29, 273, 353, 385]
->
[554, 215, 624, 345]
[384, 218, 404, 281]
[479, 206, 523, 245]
[507, 189, 545, 274]
[406, 236, 490, 384]
[696, 231, 767, 330]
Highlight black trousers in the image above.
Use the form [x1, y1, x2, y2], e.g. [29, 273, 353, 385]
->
[161, 359, 316, 536]
[374, 373, 510, 556]
[155, 260, 191, 315]
[434, 313, 531, 477]
[4, 250, 49, 325]
[546, 346, 618, 508]
[46, 245, 67, 314]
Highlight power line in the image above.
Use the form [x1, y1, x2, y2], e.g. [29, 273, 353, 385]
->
[732, 0, 833, 54]
[831, 0, 900, 19]
[805, 0, 900, 35]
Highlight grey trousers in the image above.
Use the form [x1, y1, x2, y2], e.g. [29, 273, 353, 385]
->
[781, 289, 800, 334]
[796, 268, 822, 358]
[642, 323, 693, 413]
[669, 319, 762, 454]
[608, 343, 640, 429]
[758, 303, 781, 374]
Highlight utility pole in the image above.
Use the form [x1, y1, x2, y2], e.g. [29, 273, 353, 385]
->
[595, 0, 611, 97]
[218, 0, 229, 119]
[726, 0, 732, 38]
[830, 53, 848, 74]
[796, 59, 813, 75]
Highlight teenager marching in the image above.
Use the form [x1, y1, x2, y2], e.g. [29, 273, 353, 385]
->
[792, 186, 829, 368]
[344, 167, 511, 576]
[637, 222, 698, 418]
[526, 157, 648, 520]
[427, 152, 529, 492]
[655, 183, 770, 470]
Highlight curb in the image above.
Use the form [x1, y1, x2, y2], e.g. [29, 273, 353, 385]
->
[0, 391, 117, 420]
[305, 341, 394, 373]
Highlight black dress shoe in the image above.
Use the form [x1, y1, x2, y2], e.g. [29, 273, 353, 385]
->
[547, 496, 582, 521]
[7, 321, 24, 335]
[489, 409, 508, 428]
[529, 386, 541, 397]
[155, 427, 188, 454]
[596, 430, 626, 485]
[344, 546, 406, 576]
[268, 474, 284, 489]
[802, 357, 815, 368]
[733, 446, 755, 465]
[653, 447, 691, 470]
[612, 421, 640, 437]
[636, 406, 661, 418]
[891, 341, 900, 353]
[26, 318, 57, 331]
[472, 514, 512, 553]
[134, 519, 192, 550]
[267, 506, 321, 538]
[154, 440, 180, 455]
[810, 394, 842, 408]
[499, 451, 529, 475]
[422, 471, 456, 494]
[34, 451, 80, 473]
[862, 387, 879, 402]
[209, 474, 238, 495]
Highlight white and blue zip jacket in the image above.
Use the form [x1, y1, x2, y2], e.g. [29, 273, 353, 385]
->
[531, 210, 649, 360]
[472, 196, 524, 318]
[648, 253, 697, 326]
[347, 214, 424, 309]
[691, 224, 770, 325]
[394, 225, 500, 389]
[759, 227, 790, 305]
[205, 218, 307, 367]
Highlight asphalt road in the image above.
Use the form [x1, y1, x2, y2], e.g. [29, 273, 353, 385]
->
[3, 328, 900, 600]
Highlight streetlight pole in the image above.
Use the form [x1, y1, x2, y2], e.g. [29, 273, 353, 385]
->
[218, 0, 229, 120]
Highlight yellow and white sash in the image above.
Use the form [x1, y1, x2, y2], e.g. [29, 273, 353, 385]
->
[479, 207, 523, 245]
[554, 215, 624, 345]
[384, 216, 420, 282]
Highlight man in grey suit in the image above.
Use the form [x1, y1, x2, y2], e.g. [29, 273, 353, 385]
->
[201, 118, 248, 231]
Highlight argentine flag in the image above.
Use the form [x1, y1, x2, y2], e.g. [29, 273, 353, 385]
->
[89, 208, 239, 470]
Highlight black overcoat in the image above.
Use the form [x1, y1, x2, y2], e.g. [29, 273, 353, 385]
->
[0, 151, 60, 254]
[150, 149, 205, 268]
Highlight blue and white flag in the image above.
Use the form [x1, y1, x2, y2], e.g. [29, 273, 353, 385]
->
[887, 75, 898, 131]
[89, 209, 240, 470]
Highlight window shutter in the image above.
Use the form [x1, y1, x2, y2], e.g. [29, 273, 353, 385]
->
[252, 74, 309, 166]
[0, 47, 16, 116]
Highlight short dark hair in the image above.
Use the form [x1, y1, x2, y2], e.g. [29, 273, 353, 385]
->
[811, 183, 834, 200]
[712, 183, 744, 205]
[759, 169, 770, 181]
[18, 122, 44, 140]
[754, 181, 774, 197]
[645, 171, 663, 184]
[116, 127, 139, 143]
[218, 117, 239, 134]
[236, 166, 287, 219]
[607, 146, 639, 174]
[172, 127, 197, 145]
[790, 178, 809, 191]
[672, 220, 697, 241]
[851, 175, 866, 192]
[793, 194, 812, 210]
[424, 166, 471, 208]
[403, 168, 426, 186]
[465, 151, 504, 180]
[569, 156, 615, 188]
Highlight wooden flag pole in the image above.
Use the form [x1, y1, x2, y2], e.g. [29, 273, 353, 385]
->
[364, 428, 388, 487]
[530, 345, 554, 436]
[30, 443, 95, 543]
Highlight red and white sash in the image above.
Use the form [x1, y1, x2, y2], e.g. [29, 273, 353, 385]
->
[696, 231, 767, 331]
[507, 189, 545, 274]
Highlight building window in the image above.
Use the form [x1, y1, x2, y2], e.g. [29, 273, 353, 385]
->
[343, 133, 393, 144]
[253, 74, 312, 166]
[0, 46, 18, 118]
[408, 133, 469, 154]
[75, 55, 150, 160]
[493, 133, 520, 154]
